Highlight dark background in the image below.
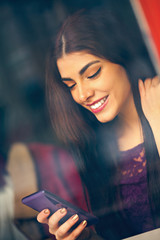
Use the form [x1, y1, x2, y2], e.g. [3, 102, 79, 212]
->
[0, 0, 155, 161]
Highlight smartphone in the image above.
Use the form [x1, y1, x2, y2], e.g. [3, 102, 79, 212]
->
[22, 190, 99, 227]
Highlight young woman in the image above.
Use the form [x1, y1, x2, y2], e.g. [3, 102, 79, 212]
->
[37, 9, 160, 240]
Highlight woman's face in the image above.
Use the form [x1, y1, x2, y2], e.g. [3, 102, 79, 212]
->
[57, 51, 132, 123]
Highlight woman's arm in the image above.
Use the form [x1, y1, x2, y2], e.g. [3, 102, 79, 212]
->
[139, 76, 160, 155]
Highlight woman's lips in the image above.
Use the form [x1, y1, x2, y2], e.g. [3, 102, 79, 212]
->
[87, 96, 109, 113]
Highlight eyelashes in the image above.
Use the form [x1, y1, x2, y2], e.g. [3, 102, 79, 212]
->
[64, 66, 101, 90]
[67, 83, 76, 90]
[87, 67, 101, 79]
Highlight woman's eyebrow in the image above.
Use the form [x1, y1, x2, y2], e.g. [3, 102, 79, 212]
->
[61, 60, 100, 81]
[61, 77, 73, 81]
[79, 60, 100, 75]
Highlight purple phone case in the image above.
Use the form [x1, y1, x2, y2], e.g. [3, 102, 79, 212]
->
[22, 190, 98, 227]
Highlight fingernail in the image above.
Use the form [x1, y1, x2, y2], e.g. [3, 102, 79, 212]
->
[82, 220, 87, 226]
[72, 214, 79, 221]
[44, 209, 49, 214]
[60, 208, 66, 214]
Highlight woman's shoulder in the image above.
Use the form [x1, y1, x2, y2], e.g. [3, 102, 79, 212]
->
[120, 142, 144, 156]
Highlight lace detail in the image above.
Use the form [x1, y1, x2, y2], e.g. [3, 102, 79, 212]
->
[119, 143, 147, 184]
[118, 143, 155, 233]
[121, 148, 146, 178]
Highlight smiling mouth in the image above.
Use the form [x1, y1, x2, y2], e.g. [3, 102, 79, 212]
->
[88, 96, 109, 113]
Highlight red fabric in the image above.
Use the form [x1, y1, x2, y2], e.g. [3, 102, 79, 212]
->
[139, 0, 160, 61]
[28, 143, 90, 238]
[28, 143, 89, 211]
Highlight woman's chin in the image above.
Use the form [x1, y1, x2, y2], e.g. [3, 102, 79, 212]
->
[95, 116, 114, 123]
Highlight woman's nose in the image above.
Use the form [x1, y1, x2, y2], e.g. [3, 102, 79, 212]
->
[77, 84, 94, 103]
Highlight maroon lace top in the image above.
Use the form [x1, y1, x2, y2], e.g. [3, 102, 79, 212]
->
[119, 143, 155, 234]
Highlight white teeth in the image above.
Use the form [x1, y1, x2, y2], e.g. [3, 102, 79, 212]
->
[90, 97, 107, 110]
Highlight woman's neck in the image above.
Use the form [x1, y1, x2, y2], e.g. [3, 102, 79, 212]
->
[116, 95, 143, 151]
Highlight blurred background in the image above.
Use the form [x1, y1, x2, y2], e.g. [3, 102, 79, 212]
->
[0, 0, 160, 239]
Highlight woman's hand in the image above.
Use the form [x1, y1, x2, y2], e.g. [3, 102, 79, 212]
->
[37, 208, 90, 240]
[138, 76, 160, 124]
[139, 76, 160, 155]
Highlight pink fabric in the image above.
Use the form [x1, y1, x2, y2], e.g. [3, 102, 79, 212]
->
[0, 154, 5, 187]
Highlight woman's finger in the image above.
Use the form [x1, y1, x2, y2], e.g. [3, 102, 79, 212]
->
[66, 220, 88, 240]
[151, 75, 160, 87]
[55, 213, 80, 238]
[37, 209, 50, 224]
[48, 208, 67, 234]
[138, 79, 145, 98]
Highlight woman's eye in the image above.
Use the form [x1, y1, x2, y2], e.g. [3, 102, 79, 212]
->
[63, 82, 76, 90]
[68, 84, 76, 90]
[87, 67, 101, 79]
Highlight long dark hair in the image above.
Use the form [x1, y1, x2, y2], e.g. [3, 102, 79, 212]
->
[46, 9, 160, 238]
